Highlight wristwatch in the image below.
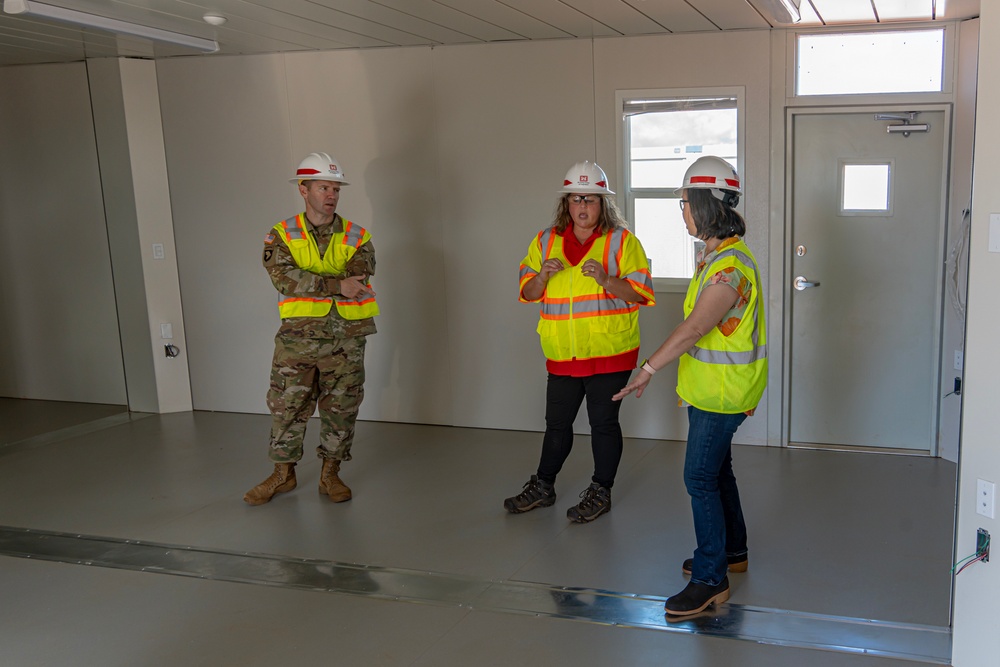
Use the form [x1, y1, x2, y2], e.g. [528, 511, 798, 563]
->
[640, 358, 657, 375]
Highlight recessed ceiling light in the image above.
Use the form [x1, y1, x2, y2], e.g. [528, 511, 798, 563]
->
[203, 13, 227, 26]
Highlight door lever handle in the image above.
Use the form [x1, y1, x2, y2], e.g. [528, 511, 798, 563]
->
[794, 276, 820, 291]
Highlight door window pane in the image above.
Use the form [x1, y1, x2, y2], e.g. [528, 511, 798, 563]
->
[841, 162, 892, 215]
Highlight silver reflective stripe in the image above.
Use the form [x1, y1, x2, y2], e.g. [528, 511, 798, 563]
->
[343, 221, 364, 248]
[541, 298, 635, 318]
[541, 301, 572, 317]
[695, 248, 756, 298]
[606, 228, 624, 277]
[694, 243, 766, 362]
[519, 265, 536, 281]
[282, 216, 306, 241]
[623, 269, 654, 293]
[687, 343, 767, 365]
[539, 229, 554, 259]
[570, 297, 633, 315]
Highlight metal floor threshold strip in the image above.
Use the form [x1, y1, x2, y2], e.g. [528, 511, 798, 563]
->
[0, 526, 951, 664]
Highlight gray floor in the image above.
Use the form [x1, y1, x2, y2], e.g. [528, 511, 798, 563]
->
[0, 404, 957, 666]
[0, 397, 128, 446]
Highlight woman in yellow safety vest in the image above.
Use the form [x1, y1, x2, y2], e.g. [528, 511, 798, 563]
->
[613, 156, 767, 618]
[504, 161, 655, 523]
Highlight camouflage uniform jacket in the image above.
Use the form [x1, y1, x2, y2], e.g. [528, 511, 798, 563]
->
[263, 213, 377, 339]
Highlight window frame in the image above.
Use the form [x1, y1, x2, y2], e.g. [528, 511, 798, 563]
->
[616, 86, 746, 293]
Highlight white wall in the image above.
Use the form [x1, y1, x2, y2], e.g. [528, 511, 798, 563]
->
[432, 39, 600, 431]
[0, 63, 127, 405]
[157, 32, 771, 443]
[157, 54, 295, 416]
[952, 5, 1000, 664]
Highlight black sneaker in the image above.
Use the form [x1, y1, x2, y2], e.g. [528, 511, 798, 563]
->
[566, 483, 611, 523]
[682, 554, 748, 575]
[504, 475, 556, 513]
[664, 577, 730, 617]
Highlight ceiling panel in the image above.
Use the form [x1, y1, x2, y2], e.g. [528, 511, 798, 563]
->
[296, 0, 486, 44]
[174, 0, 405, 48]
[497, 0, 619, 38]
[558, 0, 669, 35]
[876, 0, 934, 20]
[433, 0, 573, 40]
[369, 0, 523, 42]
[689, 0, 772, 30]
[811, 0, 878, 23]
[0, 0, 981, 67]
[621, 0, 720, 32]
[938, 0, 979, 20]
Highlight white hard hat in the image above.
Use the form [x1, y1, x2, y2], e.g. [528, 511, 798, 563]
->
[559, 161, 615, 195]
[290, 152, 350, 185]
[675, 156, 740, 205]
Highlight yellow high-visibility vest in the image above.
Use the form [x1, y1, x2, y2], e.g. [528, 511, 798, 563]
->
[272, 214, 380, 320]
[519, 227, 654, 362]
[677, 238, 767, 413]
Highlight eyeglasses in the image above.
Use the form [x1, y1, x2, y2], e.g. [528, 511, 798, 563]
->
[569, 195, 600, 205]
[678, 199, 689, 211]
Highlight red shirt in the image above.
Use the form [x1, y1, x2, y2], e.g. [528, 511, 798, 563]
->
[547, 227, 639, 377]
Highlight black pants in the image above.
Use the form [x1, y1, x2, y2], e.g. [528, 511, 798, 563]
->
[536, 370, 632, 489]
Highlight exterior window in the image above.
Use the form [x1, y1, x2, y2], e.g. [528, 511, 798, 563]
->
[622, 93, 740, 285]
[797, 29, 944, 96]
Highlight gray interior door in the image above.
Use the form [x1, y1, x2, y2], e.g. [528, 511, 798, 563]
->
[789, 109, 948, 452]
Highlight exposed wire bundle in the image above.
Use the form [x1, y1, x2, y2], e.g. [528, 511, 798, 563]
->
[946, 206, 971, 323]
[952, 532, 991, 576]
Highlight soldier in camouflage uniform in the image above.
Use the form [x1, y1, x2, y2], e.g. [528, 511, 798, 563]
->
[244, 152, 379, 506]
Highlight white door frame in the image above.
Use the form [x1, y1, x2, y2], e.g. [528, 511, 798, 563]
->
[779, 103, 953, 454]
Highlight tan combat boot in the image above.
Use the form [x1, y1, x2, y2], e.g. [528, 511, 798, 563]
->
[319, 459, 352, 502]
[243, 463, 297, 505]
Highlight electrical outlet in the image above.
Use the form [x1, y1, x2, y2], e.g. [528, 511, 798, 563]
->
[977, 528, 990, 563]
[977, 479, 996, 519]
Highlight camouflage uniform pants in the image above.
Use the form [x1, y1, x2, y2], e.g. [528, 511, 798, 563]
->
[266, 334, 367, 463]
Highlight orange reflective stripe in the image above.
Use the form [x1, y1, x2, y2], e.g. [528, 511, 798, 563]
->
[337, 296, 378, 307]
[541, 229, 557, 260]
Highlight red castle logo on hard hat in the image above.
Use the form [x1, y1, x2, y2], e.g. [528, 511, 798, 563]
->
[580, 175, 589, 183]
[330, 164, 338, 171]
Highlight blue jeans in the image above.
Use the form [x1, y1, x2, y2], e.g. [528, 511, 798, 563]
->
[684, 406, 748, 587]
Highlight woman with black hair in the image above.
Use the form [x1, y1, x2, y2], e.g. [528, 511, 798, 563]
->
[613, 155, 767, 617]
